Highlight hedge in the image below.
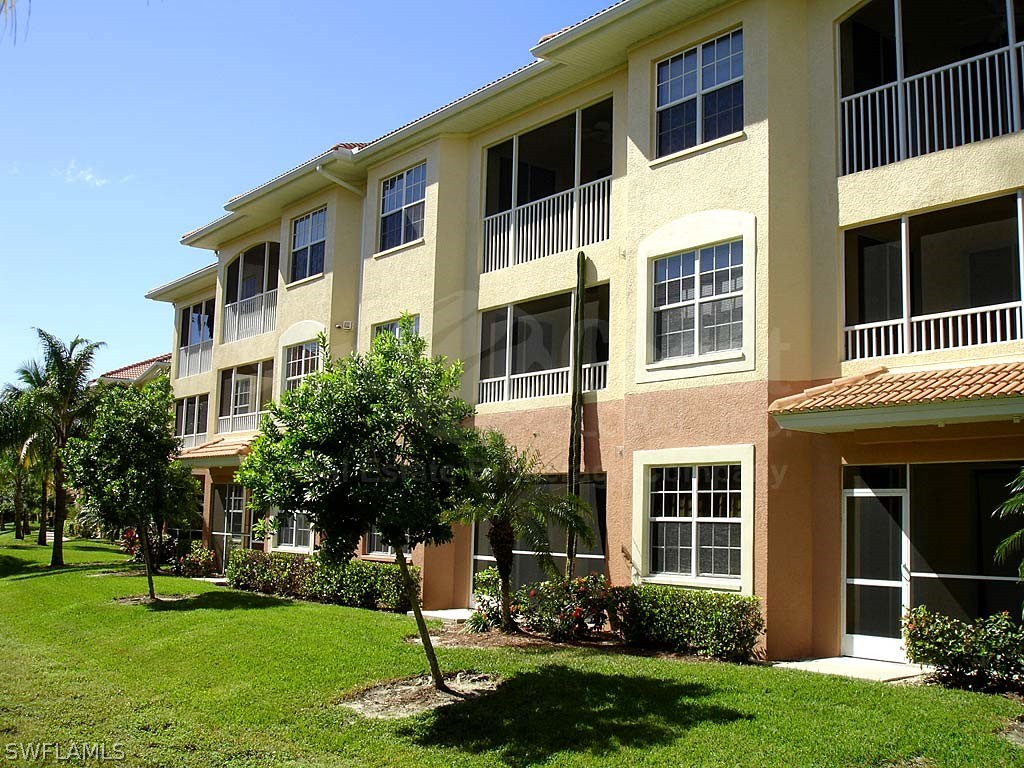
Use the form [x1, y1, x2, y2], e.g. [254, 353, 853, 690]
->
[903, 605, 1024, 691]
[610, 583, 764, 662]
[225, 549, 417, 613]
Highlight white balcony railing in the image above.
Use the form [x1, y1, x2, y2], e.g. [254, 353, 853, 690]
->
[477, 361, 609, 404]
[845, 301, 1023, 360]
[840, 43, 1024, 175]
[482, 176, 612, 273]
[178, 432, 208, 450]
[176, 340, 213, 379]
[217, 412, 264, 434]
[223, 290, 277, 343]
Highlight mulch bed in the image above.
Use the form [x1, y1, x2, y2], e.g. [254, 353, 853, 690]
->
[339, 671, 500, 719]
[112, 594, 197, 606]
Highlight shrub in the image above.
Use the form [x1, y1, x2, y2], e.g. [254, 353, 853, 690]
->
[610, 584, 764, 662]
[225, 549, 417, 612]
[175, 541, 217, 578]
[467, 567, 503, 632]
[903, 606, 1024, 691]
[516, 574, 611, 641]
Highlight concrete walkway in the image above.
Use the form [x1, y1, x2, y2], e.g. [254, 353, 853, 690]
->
[773, 656, 929, 682]
[415, 608, 474, 623]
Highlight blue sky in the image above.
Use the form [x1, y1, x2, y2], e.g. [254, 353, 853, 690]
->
[0, 0, 604, 382]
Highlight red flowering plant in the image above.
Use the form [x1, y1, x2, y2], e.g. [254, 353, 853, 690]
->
[515, 573, 611, 641]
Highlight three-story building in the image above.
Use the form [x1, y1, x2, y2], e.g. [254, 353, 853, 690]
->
[147, 0, 1024, 661]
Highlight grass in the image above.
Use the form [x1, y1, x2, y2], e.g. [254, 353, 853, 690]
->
[0, 529, 1021, 767]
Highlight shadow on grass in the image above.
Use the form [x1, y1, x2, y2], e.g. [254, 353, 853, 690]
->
[398, 664, 750, 767]
[146, 590, 291, 612]
[1, 558, 118, 581]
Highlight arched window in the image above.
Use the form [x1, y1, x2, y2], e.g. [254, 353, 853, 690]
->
[224, 242, 280, 304]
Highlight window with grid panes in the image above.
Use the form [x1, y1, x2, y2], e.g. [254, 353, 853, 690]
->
[649, 464, 742, 579]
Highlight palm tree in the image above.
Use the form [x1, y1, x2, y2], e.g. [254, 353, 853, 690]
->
[0, 392, 35, 540]
[995, 467, 1024, 581]
[18, 330, 103, 567]
[9, 359, 54, 546]
[461, 429, 595, 632]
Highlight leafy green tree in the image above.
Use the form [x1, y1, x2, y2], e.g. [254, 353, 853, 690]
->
[22, 330, 103, 567]
[239, 319, 477, 690]
[995, 467, 1024, 586]
[65, 374, 198, 601]
[461, 429, 594, 632]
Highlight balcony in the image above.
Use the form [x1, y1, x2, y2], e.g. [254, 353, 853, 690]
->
[223, 289, 277, 343]
[477, 285, 610, 404]
[839, 0, 1024, 175]
[177, 340, 213, 378]
[482, 176, 612, 273]
[478, 362, 609, 404]
[482, 98, 613, 274]
[179, 432, 209, 450]
[843, 194, 1023, 361]
[217, 412, 264, 433]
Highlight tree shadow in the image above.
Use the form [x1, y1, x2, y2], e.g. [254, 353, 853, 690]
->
[146, 590, 290, 612]
[398, 664, 750, 767]
[2, 560, 117, 581]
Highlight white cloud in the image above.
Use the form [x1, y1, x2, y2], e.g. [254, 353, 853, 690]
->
[57, 160, 110, 188]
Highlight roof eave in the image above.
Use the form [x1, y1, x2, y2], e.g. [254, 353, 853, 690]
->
[772, 397, 1024, 434]
[145, 263, 219, 303]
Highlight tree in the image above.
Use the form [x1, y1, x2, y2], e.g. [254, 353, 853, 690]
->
[0, 390, 38, 540]
[8, 359, 55, 546]
[461, 429, 594, 632]
[239, 319, 478, 690]
[995, 467, 1024, 587]
[65, 374, 197, 600]
[21, 330, 103, 567]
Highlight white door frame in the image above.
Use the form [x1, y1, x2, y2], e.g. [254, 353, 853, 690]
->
[840, 487, 910, 662]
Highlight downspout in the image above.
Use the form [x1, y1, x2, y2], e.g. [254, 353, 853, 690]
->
[315, 163, 367, 352]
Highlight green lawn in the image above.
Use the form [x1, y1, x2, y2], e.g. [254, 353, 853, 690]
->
[0, 530, 1021, 768]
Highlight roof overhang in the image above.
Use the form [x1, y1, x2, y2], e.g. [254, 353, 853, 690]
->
[177, 435, 253, 467]
[145, 263, 218, 304]
[773, 397, 1024, 434]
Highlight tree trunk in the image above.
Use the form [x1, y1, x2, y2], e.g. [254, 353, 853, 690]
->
[13, 467, 24, 540]
[395, 544, 448, 692]
[139, 524, 157, 601]
[49, 457, 66, 568]
[36, 471, 48, 546]
[487, 519, 517, 632]
[565, 250, 586, 578]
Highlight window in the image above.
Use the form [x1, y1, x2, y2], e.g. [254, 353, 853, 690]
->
[653, 239, 743, 361]
[225, 242, 279, 304]
[379, 163, 426, 252]
[290, 208, 327, 283]
[366, 526, 394, 556]
[373, 315, 420, 339]
[656, 28, 743, 158]
[283, 342, 320, 391]
[218, 360, 274, 432]
[649, 464, 742, 579]
[174, 394, 209, 439]
[276, 511, 312, 550]
[177, 299, 215, 349]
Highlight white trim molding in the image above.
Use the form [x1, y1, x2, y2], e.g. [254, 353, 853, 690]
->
[635, 210, 756, 383]
[631, 443, 755, 595]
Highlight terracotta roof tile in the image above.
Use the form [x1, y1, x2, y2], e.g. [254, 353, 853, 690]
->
[99, 354, 171, 382]
[178, 435, 254, 461]
[770, 362, 1024, 414]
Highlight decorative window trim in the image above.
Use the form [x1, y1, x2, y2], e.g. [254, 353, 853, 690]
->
[283, 341, 321, 392]
[377, 162, 427, 253]
[635, 210, 756, 383]
[654, 27, 744, 159]
[631, 444, 754, 595]
[289, 207, 328, 284]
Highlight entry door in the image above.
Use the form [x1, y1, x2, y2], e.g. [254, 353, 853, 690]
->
[841, 490, 909, 662]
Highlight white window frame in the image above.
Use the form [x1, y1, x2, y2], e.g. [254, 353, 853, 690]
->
[174, 394, 209, 438]
[283, 341, 321, 392]
[632, 444, 754, 595]
[274, 510, 313, 553]
[636, 210, 755, 383]
[289, 207, 327, 284]
[373, 315, 420, 339]
[654, 27, 744, 159]
[652, 239, 744, 363]
[365, 525, 395, 557]
[378, 162, 426, 253]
